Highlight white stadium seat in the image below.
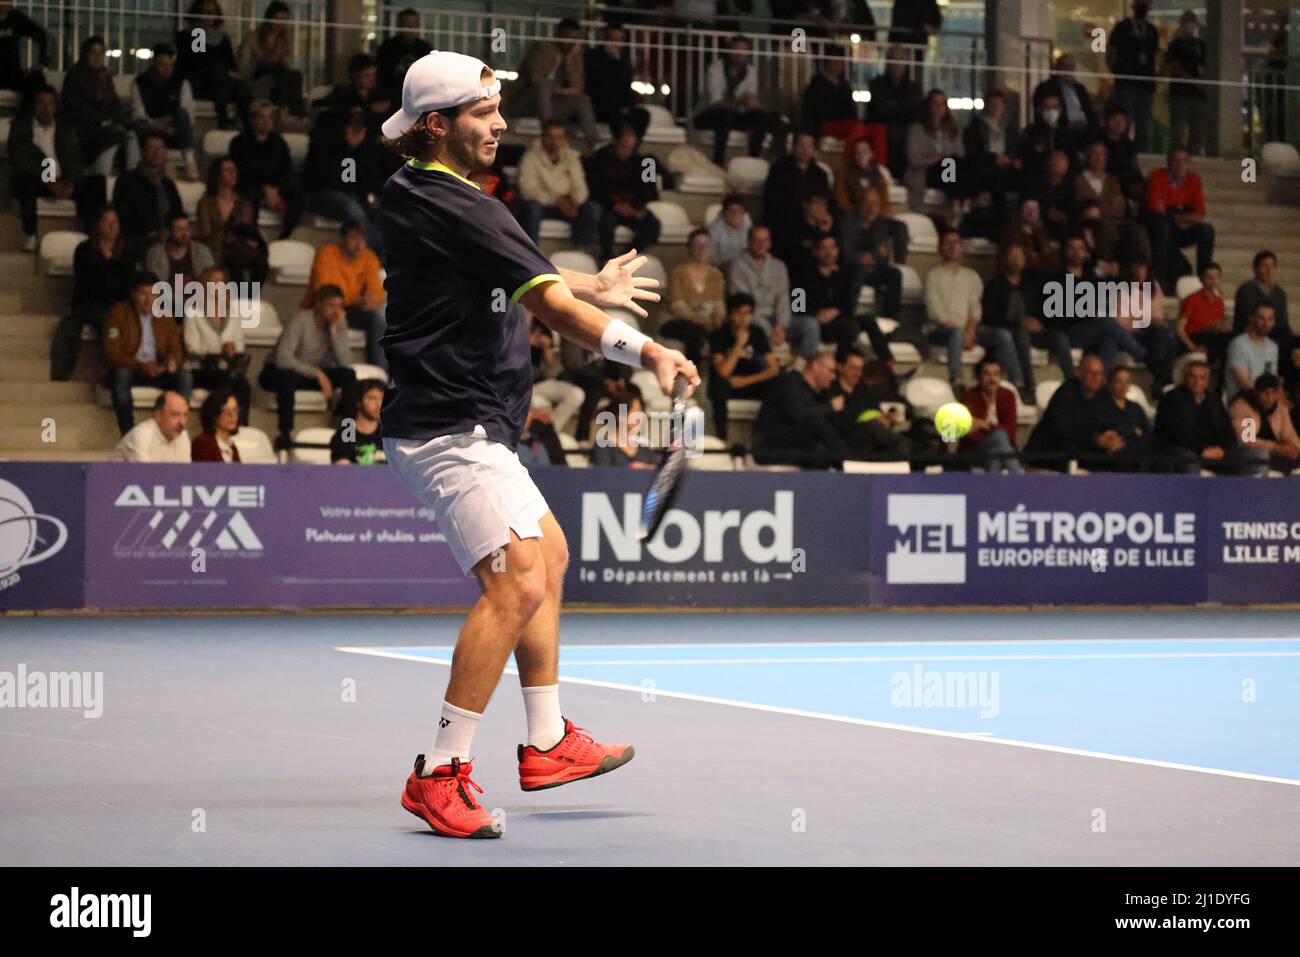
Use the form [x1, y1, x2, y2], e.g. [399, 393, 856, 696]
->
[549, 250, 598, 274]
[704, 203, 722, 224]
[1036, 380, 1062, 408]
[895, 212, 939, 255]
[232, 427, 278, 464]
[202, 128, 238, 161]
[176, 180, 206, 218]
[289, 426, 334, 464]
[726, 156, 769, 194]
[283, 132, 309, 171]
[1261, 142, 1300, 176]
[645, 200, 692, 243]
[236, 298, 281, 347]
[1175, 275, 1201, 303]
[38, 231, 86, 276]
[538, 219, 573, 240]
[904, 376, 956, 418]
[642, 104, 686, 144]
[267, 239, 315, 285]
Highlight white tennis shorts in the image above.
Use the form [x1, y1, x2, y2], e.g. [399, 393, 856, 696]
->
[383, 426, 549, 575]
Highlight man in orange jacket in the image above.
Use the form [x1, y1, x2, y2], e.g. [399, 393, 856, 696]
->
[301, 219, 387, 371]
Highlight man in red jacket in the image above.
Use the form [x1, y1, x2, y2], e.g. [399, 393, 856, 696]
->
[1145, 147, 1215, 294]
[960, 357, 1023, 473]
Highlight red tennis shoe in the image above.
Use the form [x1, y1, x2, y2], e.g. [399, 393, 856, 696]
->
[517, 717, 635, 792]
[401, 756, 501, 838]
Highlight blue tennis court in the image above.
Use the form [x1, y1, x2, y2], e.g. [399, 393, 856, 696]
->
[342, 635, 1300, 786]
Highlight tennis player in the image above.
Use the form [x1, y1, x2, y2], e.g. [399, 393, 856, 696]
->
[378, 51, 699, 838]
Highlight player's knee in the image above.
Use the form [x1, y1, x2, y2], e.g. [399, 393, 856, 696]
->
[510, 567, 548, 620]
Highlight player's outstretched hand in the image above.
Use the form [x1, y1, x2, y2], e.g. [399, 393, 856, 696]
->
[594, 249, 662, 319]
[644, 342, 700, 397]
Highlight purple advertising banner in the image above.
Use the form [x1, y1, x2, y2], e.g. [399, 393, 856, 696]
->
[0, 463, 86, 612]
[83, 463, 478, 610]
[867, 474, 1212, 606]
[1206, 477, 1300, 604]
[536, 469, 870, 607]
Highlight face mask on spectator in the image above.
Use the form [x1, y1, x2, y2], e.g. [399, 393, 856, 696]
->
[1042, 108, 1061, 126]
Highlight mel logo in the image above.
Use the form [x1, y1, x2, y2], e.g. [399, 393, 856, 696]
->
[886, 494, 966, 584]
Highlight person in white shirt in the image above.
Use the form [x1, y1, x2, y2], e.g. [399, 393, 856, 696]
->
[517, 119, 600, 248]
[707, 193, 753, 269]
[924, 229, 1016, 391]
[127, 41, 198, 178]
[691, 35, 789, 166]
[726, 224, 816, 353]
[114, 390, 193, 462]
[184, 265, 251, 424]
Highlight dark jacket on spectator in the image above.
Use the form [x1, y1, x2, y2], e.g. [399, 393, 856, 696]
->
[584, 44, 635, 128]
[800, 70, 859, 134]
[1031, 75, 1097, 129]
[1233, 280, 1290, 339]
[1154, 384, 1234, 454]
[229, 129, 294, 200]
[175, 26, 237, 100]
[1098, 130, 1143, 188]
[102, 302, 185, 372]
[582, 143, 659, 208]
[1025, 378, 1109, 456]
[0, 8, 48, 88]
[6, 112, 83, 180]
[60, 60, 126, 131]
[192, 431, 242, 462]
[762, 156, 831, 239]
[980, 274, 1038, 331]
[72, 238, 133, 310]
[376, 35, 432, 95]
[1096, 394, 1151, 453]
[754, 370, 846, 465]
[888, 0, 941, 44]
[112, 168, 183, 241]
[865, 71, 923, 127]
[304, 129, 389, 197]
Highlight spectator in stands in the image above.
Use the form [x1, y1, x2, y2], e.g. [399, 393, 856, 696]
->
[925, 230, 1017, 393]
[762, 130, 831, 244]
[113, 390, 192, 462]
[1176, 261, 1232, 371]
[806, 0, 879, 41]
[304, 106, 389, 258]
[127, 42, 198, 179]
[1025, 353, 1110, 464]
[194, 154, 256, 269]
[754, 349, 846, 468]
[1229, 374, 1300, 472]
[828, 345, 912, 460]
[1226, 303, 1280, 399]
[183, 265, 250, 423]
[229, 97, 303, 239]
[660, 228, 725, 370]
[1146, 148, 1214, 294]
[259, 284, 355, 441]
[1107, 0, 1160, 152]
[1155, 359, 1263, 474]
[146, 212, 214, 288]
[1075, 139, 1150, 265]
[888, 0, 941, 48]
[800, 46, 869, 145]
[1091, 365, 1151, 469]
[1027, 149, 1076, 245]
[1233, 251, 1296, 389]
[709, 292, 780, 440]
[727, 224, 804, 348]
[517, 118, 600, 249]
[1018, 92, 1080, 182]
[591, 387, 659, 468]
[866, 45, 924, 178]
[528, 316, 585, 433]
[833, 135, 894, 215]
[7, 87, 92, 252]
[794, 234, 862, 356]
[318, 53, 391, 138]
[104, 272, 193, 436]
[962, 88, 1021, 235]
[0, 0, 47, 97]
[375, 7, 432, 99]
[1164, 10, 1207, 156]
[220, 220, 269, 285]
[177, 0, 247, 131]
[904, 88, 967, 213]
[112, 129, 183, 259]
[236, 0, 303, 116]
[191, 387, 242, 462]
[959, 357, 1023, 472]
[583, 124, 660, 261]
[1046, 234, 1147, 371]
[516, 397, 567, 469]
[692, 34, 788, 167]
[331, 378, 385, 464]
[584, 21, 648, 142]
[1097, 104, 1145, 207]
[981, 243, 1056, 397]
[706, 193, 752, 269]
[303, 219, 387, 372]
[61, 35, 130, 176]
[1000, 197, 1058, 276]
[1118, 258, 1176, 391]
[779, 193, 837, 274]
[50, 207, 132, 380]
[508, 17, 599, 146]
[1032, 54, 1096, 137]
[838, 184, 904, 360]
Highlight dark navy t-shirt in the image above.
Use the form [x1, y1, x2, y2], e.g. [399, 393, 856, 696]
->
[378, 160, 560, 449]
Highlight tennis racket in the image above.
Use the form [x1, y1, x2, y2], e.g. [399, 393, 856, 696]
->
[639, 373, 690, 541]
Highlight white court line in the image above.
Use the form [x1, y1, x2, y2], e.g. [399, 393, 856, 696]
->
[335, 645, 1300, 789]
[519, 652, 1300, 665]
[368, 636, 1300, 650]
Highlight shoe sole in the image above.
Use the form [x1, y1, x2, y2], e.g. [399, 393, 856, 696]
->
[400, 793, 501, 839]
[519, 746, 636, 792]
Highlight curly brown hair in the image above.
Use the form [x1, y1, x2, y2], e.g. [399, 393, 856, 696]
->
[383, 65, 497, 160]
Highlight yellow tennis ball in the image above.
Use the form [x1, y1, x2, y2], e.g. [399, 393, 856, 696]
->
[935, 402, 973, 442]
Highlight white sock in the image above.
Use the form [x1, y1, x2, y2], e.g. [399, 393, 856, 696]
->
[422, 700, 482, 774]
[521, 684, 564, 750]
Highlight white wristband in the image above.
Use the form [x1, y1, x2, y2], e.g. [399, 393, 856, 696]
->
[600, 318, 651, 367]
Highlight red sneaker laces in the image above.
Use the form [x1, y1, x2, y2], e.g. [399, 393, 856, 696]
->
[449, 758, 485, 809]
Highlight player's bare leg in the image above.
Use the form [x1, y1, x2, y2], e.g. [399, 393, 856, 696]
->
[513, 512, 568, 689]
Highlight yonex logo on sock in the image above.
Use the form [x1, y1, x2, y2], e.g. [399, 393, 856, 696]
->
[439, 717, 451, 728]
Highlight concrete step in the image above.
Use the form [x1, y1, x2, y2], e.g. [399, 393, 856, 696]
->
[0, 313, 60, 336]
[3, 334, 51, 357]
[0, 380, 94, 404]
[0, 423, 86, 450]
[0, 447, 118, 462]
[0, 356, 51, 380]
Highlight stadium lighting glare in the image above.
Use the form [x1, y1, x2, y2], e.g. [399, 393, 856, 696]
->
[850, 33, 861, 44]
[495, 70, 518, 81]
[660, 83, 671, 95]
[852, 90, 871, 103]
[974, 97, 984, 110]
[136, 49, 153, 60]
[105, 48, 121, 57]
